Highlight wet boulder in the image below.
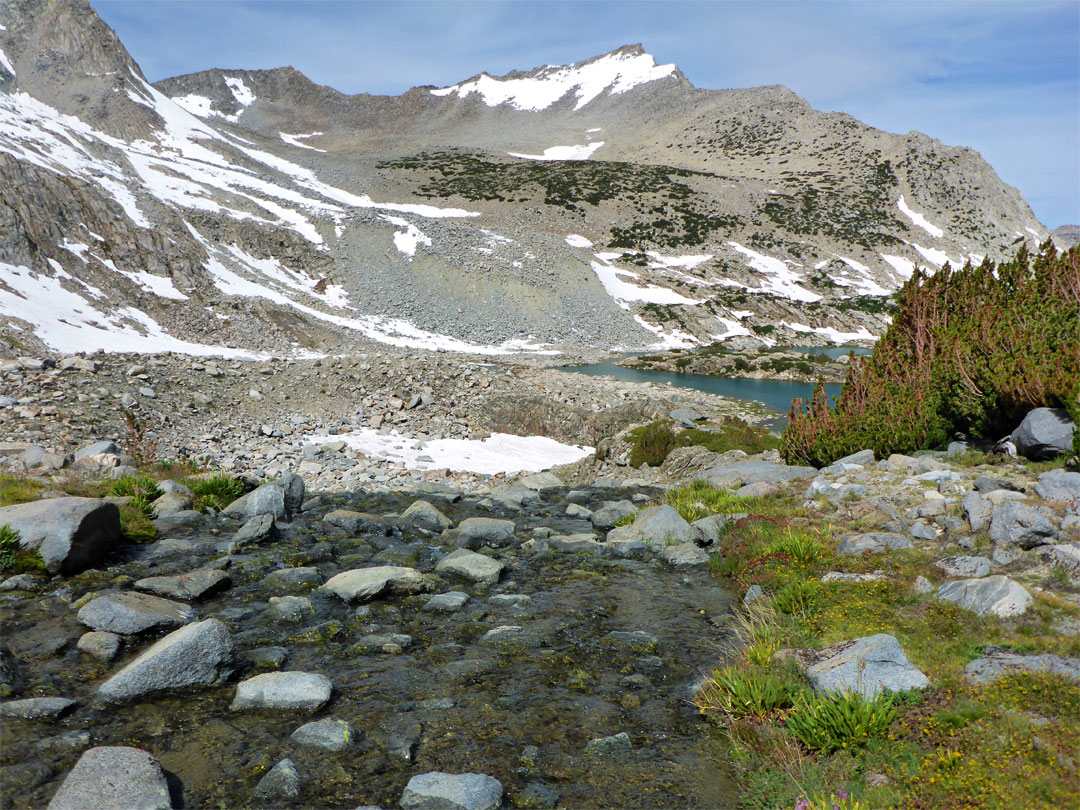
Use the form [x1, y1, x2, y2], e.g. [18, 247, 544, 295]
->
[320, 566, 428, 602]
[0, 498, 121, 575]
[78, 592, 195, 635]
[231, 671, 332, 712]
[399, 500, 454, 536]
[400, 772, 503, 810]
[96, 619, 233, 704]
[221, 483, 286, 521]
[435, 549, 505, 585]
[47, 746, 172, 810]
[445, 517, 515, 549]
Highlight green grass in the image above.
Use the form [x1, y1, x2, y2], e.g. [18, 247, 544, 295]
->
[0, 475, 45, 507]
[627, 417, 780, 467]
[696, 481, 1080, 809]
[0, 524, 45, 575]
[184, 473, 244, 512]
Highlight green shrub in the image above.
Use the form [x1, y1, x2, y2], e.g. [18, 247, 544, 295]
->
[0, 524, 19, 570]
[767, 530, 824, 568]
[785, 690, 897, 753]
[774, 578, 822, 615]
[695, 665, 799, 718]
[186, 473, 244, 512]
[628, 421, 679, 467]
[110, 475, 163, 519]
[118, 502, 158, 544]
[782, 243, 1080, 466]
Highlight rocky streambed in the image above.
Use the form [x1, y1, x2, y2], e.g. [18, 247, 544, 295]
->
[0, 474, 741, 809]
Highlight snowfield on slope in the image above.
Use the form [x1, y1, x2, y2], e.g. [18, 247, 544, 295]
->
[308, 429, 593, 475]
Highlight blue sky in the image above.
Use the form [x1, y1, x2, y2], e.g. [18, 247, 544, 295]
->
[92, 1, 1079, 228]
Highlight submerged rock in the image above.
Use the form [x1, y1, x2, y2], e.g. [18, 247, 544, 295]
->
[254, 757, 302, 800]
[400, 772, 503, 810]
[47, 746, 172, 810]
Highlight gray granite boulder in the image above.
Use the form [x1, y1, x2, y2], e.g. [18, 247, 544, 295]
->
[150, 491, 192, 518]
[254, 757, 302, 800]
[96, 619, 232, 704]
[277, 472, 305, 517]
[803, 634, 930, 698]
[988, 501, 1059, 548]
[1041, 543, 1080, 575]
[936, 556, 991, 578]
[290, 718, 355, 751]
[400, 772, 503, 810]
[1011, 407, 1074, 460]
[231, 671, 332, 712]
[590, 500, 637, 529]
[423, 591, 470, 612]
[221, 482, 286, 521]
[626, 505, 697, 550]
[436, 549, 505, 585]
[0, 498, 121, 574]
[446, 517, 515, 549]
[697, 460, 816, 489]
[937, 575, 1032, 617]
[1034, 469, 1080, 505]
[322, 510, 389, 535]
[320, 566, 428, 602]
[964, 646, 1080, 684]
[399, 500, 453, 536]
[47, 746, 171, 810]
[77, 631, 120, 661]
[836, 532, 912, 555]
[78, 592, 196, 635]
[662, 543, 709, 566]
[134, 569, 230, 601]
[0, 697, 77, 719]
[962, 492, 992, 533]
[229, 514, 280, 548]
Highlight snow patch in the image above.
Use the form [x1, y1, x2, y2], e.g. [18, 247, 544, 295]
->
[280, 131, 326, 152]
[565, 233, 593, 248]
[0, 47, 15, 77]
[632, 316, 699, 349]
[781, 321, 877, 344]
[726, 242, 821, 302]
[897, 195, 944, 238]
[645, 252, 712, 270]
[308, 429, 591, 475]
[880, 253, 916, 281]
[224, 76, 255, 108]
[711, 316, 752, 341]
[590, 255, 703, 308]
[509, 141, 604, 161]
[911, 243, 951, 268]
[381, 215, 431, 258]
[432, 49, 676, 111]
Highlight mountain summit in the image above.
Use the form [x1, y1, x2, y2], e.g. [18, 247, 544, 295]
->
[0, 0, 1049, 359]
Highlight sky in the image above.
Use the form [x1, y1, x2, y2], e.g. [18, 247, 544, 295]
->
[92, 1, 1079, 228]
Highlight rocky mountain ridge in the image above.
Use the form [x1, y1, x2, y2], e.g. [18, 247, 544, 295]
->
[0, 0, 1051, 361]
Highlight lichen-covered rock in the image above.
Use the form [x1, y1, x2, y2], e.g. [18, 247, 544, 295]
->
[803, 634, 930, 698]
[937, 575, 1032, 617]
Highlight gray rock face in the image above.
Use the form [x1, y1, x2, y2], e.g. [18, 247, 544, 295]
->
[446, 517, 516, 549]
[47, 746, 172, 810]
[73, 441, 120, 464]
[221, 483, 286, 521]
[436, 549, 505, 584]
[1, 697, 77, 719]
[1034, 469, 1080, 505]
[564, 503, 592, 520]
[548, 533, 604, 553]
[231, 671, 332, 712]
[590, 500, 637, 529]
[0, 497, 121, 574]
[697, 460, 816, 489]
[150, 491, 192, 518]
[936, 556, 991, 578]
[662, 542, 709, 566]
[400, 772, 503, 810]
[1041, 543, 1080, 575]
[804, 634, 930, 698]
[988, 501, 1059, 548]
[77, 631, 121, 661]
[320, 566, 429, 602]
[836, 532, 913, 555]
[323, 509, 389, 535]
[277, 472, 305, 517]
[626, 505, 696, 550]
[255, 757, 302, 800]
[1011, 407, 1075, 460]
[423, 591, 470, 612]
[962, 492, 992, 533]
[96, 619, 233, 704]
[290, 718, 354, 751]
[834, 449, 876, 467]
[487, 483, 540, 511]
[400, 500, 454, 535]
[937, 575, 1032, 617]
[230, 514, 279, 548]
[964, 646, 1080, 684]
[134, 569, 230, 601]
[691, 514, 729, 545]
[78, 592, 196, 635]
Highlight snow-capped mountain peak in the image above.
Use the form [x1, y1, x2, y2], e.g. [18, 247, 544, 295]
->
[430, 45, 678, 111]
